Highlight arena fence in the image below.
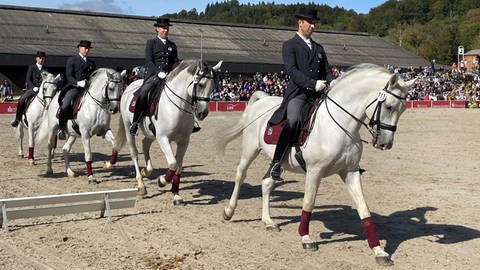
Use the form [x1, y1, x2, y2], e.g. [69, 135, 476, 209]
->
[1, 188, 137, 232]
[0, 100, 468, 114]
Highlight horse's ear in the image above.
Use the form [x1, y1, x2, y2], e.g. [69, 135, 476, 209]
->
[120, 69, 127, 78]
[212, 60, 223, 72]
[404, 77, 418, 88]
[388, 73, 399, 88]
[54, 74, 62, 81]
[41, 72, 48, 80]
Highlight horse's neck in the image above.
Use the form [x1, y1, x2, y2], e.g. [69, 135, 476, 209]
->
[160, 80, 191, 110]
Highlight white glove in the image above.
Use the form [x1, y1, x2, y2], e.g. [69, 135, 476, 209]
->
[33, 87, 39, 92]
[315, 80, 327, 92]
[158, 71, 167, 79]
[76, 80, 86, 88]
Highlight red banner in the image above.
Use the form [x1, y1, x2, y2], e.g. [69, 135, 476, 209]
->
[451, 100, 467, 108]
[411, 101, 432, 108]
[431, 100, 451, 108]
[0, 103, 16, 114]
[216, 101, 247, 111]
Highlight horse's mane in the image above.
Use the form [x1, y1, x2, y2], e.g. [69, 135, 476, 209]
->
[167, 59, 201, 82]
[335, 63, 387, 84]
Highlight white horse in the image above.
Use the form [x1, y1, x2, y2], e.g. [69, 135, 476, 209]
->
[15, 72, 61, 164]
[37, 68, 126, 183]
[114, 59, 222, 203]
[216, 64, 417, 266]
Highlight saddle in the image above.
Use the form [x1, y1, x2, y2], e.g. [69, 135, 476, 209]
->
[264, 98, 322, 146]
[56, 94, 83, 120]
[129, 80, 164, 117]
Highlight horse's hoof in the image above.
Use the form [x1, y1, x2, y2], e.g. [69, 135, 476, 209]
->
[137, 186, 147, 196]
[103, 161, 112, 171]
[375, 256, 394, 266]
[223, 207, 234, 221]
[28, 159, 35, 166]
[157, 176, 168, 187]
[88, 176, 99, 184]
[67, 171, 76, 178]
[302, 242, 319, 251]
[140, 167, 151, 177]
[266, 224, 281, 232]
[173, 199, 185, 206]
[18, 154, 24, 158]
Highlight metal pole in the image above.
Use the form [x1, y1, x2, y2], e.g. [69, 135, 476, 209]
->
[199, 29, 204, 63]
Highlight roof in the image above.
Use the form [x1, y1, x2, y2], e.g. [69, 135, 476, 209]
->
[0, 5, 429, 71]
[465, 49, 480, 56]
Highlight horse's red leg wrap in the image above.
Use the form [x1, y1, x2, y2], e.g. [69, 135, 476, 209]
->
[171, 174, 180, 193]
[164, 169, 175, 183]
[298, 210, 312, 236]
[86, 161, 93, 177]
[361, 217, 380, 248]
[28, 147, 34, 160]
[110, 150, 118, 165]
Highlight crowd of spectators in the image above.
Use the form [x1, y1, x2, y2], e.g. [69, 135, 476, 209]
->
[209, 63, 480, 109]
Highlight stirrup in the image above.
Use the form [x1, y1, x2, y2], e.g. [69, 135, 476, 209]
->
[264, 162, 283, 181]
[10, 119, 19, 127]
[58, 130, 66, 140]
[130, 122, 139, 135]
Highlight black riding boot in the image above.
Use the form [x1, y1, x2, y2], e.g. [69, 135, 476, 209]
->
[11, 97, 26, 127]
[264, 124, 292, 181]
[58, 109, 68, 140]
[130, 100, 144, 135]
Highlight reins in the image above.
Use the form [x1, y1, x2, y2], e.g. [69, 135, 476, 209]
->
[324, 82, 407, 144]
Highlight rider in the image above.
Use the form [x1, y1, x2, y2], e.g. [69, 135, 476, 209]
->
[129, 17, 180, 135]
[11, 51, 47, 127]
[57, 40, 96, 140]
[264, 8, 334, 181]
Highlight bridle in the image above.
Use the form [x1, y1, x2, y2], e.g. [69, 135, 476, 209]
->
[37, 78, 58, 107]
[324, 82, 407, 143]
[86, 73, 123, 110]
[164, 64, 215, 114]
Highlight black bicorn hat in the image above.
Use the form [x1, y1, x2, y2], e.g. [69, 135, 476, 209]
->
[77, 40, 93, 48]
[295, 8, 319, 21]
[154, 17, 172, 27]
[35, 51, 46, 58]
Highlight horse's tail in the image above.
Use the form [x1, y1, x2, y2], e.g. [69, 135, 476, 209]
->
[215, 91, 268, 161]
[113, 113, 126, 152]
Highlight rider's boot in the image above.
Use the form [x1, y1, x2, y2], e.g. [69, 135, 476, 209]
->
[11, 97, 25, 127]
[264, 124, 292, 181]
[130, 101, 144, 135]
[57, 109, 67, 140]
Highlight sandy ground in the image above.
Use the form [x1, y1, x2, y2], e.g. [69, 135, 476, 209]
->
[0, 109, 480, 270]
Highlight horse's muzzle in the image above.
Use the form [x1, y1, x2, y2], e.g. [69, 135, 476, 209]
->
[196, 110, 208, 121]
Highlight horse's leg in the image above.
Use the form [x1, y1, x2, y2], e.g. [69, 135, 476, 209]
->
[224, 143, 260, 221]
[27, 125, 35, 165]
[342, 170, 393, 266]
[80, 135, 98, 184]
[103, 129, 117, 171]
[298, 169, 322, 251]
[125, 131, 146, 195]
[16, 125, 24, 158]
[168, 138, 189, 206]
[46, 130, 56, 175]
[62, 136, 77, 178]
[156, 136, 182, 203]
[141, 137, 154, 177]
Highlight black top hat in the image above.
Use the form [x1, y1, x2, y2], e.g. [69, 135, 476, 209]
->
[77, 40, 93, 48]
[295, 8, 319, 21]
[35, 51, 46, 58]
[154, 17, 172, 27]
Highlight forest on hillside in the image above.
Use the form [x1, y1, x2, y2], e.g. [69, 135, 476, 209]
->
[164, 0, 480, 65]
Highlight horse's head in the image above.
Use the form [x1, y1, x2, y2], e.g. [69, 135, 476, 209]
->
[105, 69, 126, 114]
[39, 72, 62, 107]
[367, 73, 416, 150]
[88, 68, 126, 114]
[167, 59, 222, 120]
